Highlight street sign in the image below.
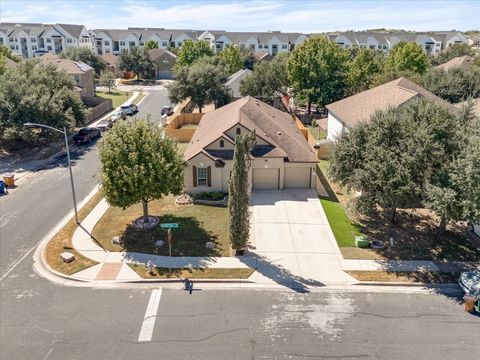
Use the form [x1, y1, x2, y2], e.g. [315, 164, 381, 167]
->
[160, 223, 179, 228]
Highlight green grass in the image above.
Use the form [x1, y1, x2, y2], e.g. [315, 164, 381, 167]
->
[176, 142, 189, 155]
[92, 195, 231, 256]
[128, 264, 254, 279]
[96, 91, 131, 108]
[308, 125, 326, 140]
[320, 198, 361, 247]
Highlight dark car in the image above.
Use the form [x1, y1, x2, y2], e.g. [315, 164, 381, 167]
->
[161, 105, 174, 116]
[96, 119, 113, 132]
[73, 127, 101, 144]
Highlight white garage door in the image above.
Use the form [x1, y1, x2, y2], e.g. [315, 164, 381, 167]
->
[284, 167, 311, 188]
[253, 169, 279, 190]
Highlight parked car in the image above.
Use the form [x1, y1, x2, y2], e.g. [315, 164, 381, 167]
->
[73, 127, 101, 144]
[161, 105, 174, 116]
[458, 271, 480, 295]
[96, 119, 113, 132]
[120, 103, 138, 116]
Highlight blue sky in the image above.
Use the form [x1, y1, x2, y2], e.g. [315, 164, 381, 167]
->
[1, 0, 479, 32]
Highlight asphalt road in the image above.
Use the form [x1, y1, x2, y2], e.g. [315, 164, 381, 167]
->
[135, 88, 171, 124]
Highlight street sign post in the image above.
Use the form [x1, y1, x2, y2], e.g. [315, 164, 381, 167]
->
[161, 224, 178, 269]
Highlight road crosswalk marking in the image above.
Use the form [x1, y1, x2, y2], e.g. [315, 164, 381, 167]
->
[138, 288, 162, 342]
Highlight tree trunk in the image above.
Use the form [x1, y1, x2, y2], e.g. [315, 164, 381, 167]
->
[389, 207, 397, 224]
[142, 199, 149, 224]
[438, 217, 447, 235]
[307, 100, 312, 115]
[199, 105, 203, 113]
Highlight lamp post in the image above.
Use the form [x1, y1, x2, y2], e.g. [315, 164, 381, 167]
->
[24, 123, 79, 224]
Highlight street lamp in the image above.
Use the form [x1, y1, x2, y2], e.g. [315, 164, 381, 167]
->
[24, 123, 79, 224]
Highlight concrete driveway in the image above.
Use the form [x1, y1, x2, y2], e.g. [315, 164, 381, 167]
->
[247, 189, 356, 288]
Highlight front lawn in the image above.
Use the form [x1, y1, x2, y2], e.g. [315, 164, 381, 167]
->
[129, 264, 254, 279]
[92, 195, 231, 256]
[320, 198, 361, 247]
[96, 90, 131, 108]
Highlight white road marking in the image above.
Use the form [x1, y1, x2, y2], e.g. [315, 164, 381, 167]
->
[138, 288, 162, 342]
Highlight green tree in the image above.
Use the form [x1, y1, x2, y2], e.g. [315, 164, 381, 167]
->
[144, 40, 159, 50]
[98, 118, 185, 224]
[176, 40, 213, 68]
[431, 43, 476, 66]
[0, 44, 20, 61]
[384, 41, 430, 74]
[61, 47, 106, 75]
[287, 36, 349, 113]
[240, 53, 289, 103]
[422, 66, 480, 103]
[168, 56, 231, 113]
[371, 70, 423, 87]
[228, 131, 256, 253]
[220, 46, 244, 75]
[99, 70, 116, 93]
[346, 48, 383, 95]
[239, 47, 256, 70]
[117, 47, 154, 80]
[0, 61, 86, 146]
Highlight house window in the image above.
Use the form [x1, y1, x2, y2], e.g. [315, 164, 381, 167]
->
[220, 140, 225, 148]
[281, 44, 288, 49]
[249, 44, 255, 50]
[73, 75, 80, 84]
[120, 41, 126, 46]
[236, 128, 241, 135]
[197, 167, 208, 186]
[67, 38, 73, 43]
[31, 37, 36, 42]
[46, 38, 51, 43]
[104, 41, 110, 46]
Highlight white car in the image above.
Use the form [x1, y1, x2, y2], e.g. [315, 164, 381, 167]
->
[458, 271, 480, 296]
[120, 103, 138, 116]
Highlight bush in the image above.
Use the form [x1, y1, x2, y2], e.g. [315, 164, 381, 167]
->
[192, 192, 227, 201]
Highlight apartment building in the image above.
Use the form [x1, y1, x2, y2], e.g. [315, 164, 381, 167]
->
[327, 31, 466, 54]
[90, 28, 202, 55]
[0, 22, 92, 58]
[198, 30, 309, 55]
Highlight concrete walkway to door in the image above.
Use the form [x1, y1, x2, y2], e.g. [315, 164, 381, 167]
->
[244, 189, 357, 289]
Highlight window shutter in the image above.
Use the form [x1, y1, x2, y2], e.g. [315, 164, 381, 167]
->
[193, 166, 197, 187]
[207, 166, 212, 187]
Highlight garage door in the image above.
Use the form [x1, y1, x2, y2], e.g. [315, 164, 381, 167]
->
[284, 167, 311, 188]
[252, 169, 279, 190]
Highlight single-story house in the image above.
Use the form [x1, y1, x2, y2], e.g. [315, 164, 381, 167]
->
[149, 48, 177, 79]
[183, 96, 318, 193]
[434, 55, 475, 72]
[325, 77, 456, 141]
[225, 68, 252, 99]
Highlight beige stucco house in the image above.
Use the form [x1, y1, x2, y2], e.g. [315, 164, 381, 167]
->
[183, 96, 318, 193]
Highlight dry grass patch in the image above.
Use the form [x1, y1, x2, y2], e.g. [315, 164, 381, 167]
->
[346, 270, 459, 283]
[129, 264, 254, 279]
[44, 192, 102, 275]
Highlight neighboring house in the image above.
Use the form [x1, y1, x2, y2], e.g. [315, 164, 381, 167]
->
[225, 68, 252, 99]
[434, 55, 475, 71]
[325, 78, 456, 141]
[40, 54, 95, 97]
[198, 30, 308, 55]
[183, 96, 318, 193]
[254, 51, 273, 61]
[466, 34, 480, 48]
[100, 53, 122, 77]
[148, 48, 177, 79]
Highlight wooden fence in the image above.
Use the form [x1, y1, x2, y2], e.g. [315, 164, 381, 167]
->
[165, 113, 204, 142]
[82, 96, 113, 124]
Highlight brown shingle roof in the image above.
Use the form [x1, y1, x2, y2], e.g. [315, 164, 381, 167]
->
[148, 48, 177, 60]
[40, 57, 92, 75]
[326, 78, 456, 128]
[100, 53, 118, 66]
[185, 96, 317, 163]
[434, 55, 475, 71]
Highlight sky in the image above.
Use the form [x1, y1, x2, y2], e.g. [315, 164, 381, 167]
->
[0, 0, 479, 33]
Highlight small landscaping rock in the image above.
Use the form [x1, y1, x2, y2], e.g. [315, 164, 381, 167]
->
[112, 236, 123, 245]
[60, 252, 75, 263]
[133, 216, 159, 230]
[175, 194, 193, 205]
[205, 241, 215, 250]
[155, 240, 165, 248]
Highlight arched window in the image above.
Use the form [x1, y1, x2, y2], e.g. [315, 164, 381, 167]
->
[236, 128, 241, 135]
[220, 139, 225, 148]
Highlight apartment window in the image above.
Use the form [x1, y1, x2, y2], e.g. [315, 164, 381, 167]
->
[162, 41, 168, 47]
[104, 41, 110, 46]
[0, 38, 3, 45]
[105, 50, 110, 54]
[236, 128, 241, 135]
[129, 41, 136, 47]
[177, 41, 182, 47]
[31, 37, 36, 42]
[10, 45, 15, 50]
[220, 140, 225, 148]
[249, 44, 255, 50]
[140, 41, 144, 46]
[258, 44, 263, 49]
[263, 44, 268, 49]
[369, 45, 375, 49]
[281, 44, 288, 49]
[32, 45, 37, 50]
[197, 167, 208, 186]
[46, 38, 51, 43]
[382, 44, 388, 49]
[47, 46, 52, 50]
[9, 37, 15, 42]
[120, 41, 125, 46]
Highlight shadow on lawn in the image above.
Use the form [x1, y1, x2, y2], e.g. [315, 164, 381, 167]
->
[120, 214, 222, 257]
[240, 252, 325, 293]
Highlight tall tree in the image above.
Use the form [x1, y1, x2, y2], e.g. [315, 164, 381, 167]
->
[371, 70, 423, 87]
[117, 47, 154, 80]
[384, 41, 430, 74]
[287, 36, 349, 113]
[144, 40, 159, 50]
[175, 40, 213, 68]
[240, 53, 289, 103]
[346, 48, 383, 95]
[0, 60, 86, 146]
[98, 70, 116, 93]
[239, 47, 256, 70]
[220, 46, 244, 75]
[168, 56, 231, 113]
[228, 131, 256, 253]
[61, 47, 106, 75]
[98, 118, 185, 224]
